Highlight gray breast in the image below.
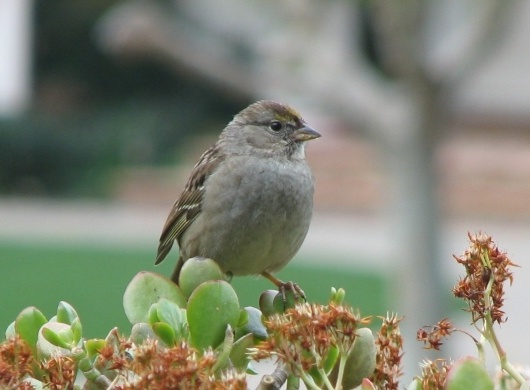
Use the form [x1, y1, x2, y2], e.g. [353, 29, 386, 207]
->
[182, 154, 314, 275]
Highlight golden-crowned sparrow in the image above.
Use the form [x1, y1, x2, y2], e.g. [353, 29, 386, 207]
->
[156, 100, 320, 289]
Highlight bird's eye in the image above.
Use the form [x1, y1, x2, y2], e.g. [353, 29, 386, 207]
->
[270, 121, 283, 131]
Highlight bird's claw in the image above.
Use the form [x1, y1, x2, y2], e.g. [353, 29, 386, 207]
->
[261, 271, 306, 308]
[279, 281, 306, 307]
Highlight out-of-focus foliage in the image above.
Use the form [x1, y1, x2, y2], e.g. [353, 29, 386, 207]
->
[0, 0, 242, 196]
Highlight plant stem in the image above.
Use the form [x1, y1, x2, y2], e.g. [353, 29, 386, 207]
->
[475, 335, 486, 366]
[308, 346, 335, 390]
[481, 251, 527, 386]
[333, 354, 348, 390]
[484, 314, 526, 385]
[317, 367, 335, 390]
[298, 370, 324, 390]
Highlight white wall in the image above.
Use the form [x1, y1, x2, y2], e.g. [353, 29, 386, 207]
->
[0, 0, 32, 117]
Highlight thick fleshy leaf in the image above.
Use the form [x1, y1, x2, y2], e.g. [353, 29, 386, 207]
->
[344, 327, 376, 387]
[330, 327, 376, 388]
[237, 308, 248, 328]
[5, 321, 15, 339]
[235, 307, 268, 340]
[147, 303, 159, 325]
[323, 345, 340, 374]
[57, 301, 79, 325]
[38, 322, 72, 358]
[259, 290, 279, 317]
[247, 363, 258, 375]
[15, 307, 47, 355]
[178, 257, 226, 298]
[130, 323, 157, 345]
[41, 327, 71, 350]
[272, 288, 297, 313]
[445, 357, 493, 390]
[152, 322, 176, 346]
[71, 317, 82, 345]
[230, 333, 254, 371]
[212, 325, 234, 372]
[156, 298, 186, 340]
[329, 287, 346, 306]
[85, 339, 107, 359]
[187, 280, 240, 349]
[123, 271, 186, 324]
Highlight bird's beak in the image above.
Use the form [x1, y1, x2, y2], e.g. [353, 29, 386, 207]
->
[292, 124, 321, 142]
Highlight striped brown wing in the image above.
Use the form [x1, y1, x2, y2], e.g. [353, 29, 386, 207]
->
[155, 146, 223, 264]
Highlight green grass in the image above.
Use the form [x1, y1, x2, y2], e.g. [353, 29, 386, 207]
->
[1, 242, 388, 339]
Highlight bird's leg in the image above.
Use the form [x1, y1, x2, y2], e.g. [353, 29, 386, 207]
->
[261, 271, 306, 302]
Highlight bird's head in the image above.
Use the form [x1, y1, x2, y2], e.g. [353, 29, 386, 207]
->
[223, 100, 321, 158]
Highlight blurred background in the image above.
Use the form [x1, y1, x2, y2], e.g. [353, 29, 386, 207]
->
[2, 0, 530, 383]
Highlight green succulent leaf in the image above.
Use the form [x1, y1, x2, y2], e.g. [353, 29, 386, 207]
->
[330, 327, 376, 389]
[156, 298, 186, 338]
[445, 357, 493, 390]
[15, 307, 47, 355]
[41, 326, 71, 350]
[259, 290, 279, 317]
[329, 287, 346, 306]
[247, 364, 258, 375]
[123, 271, 187, 324]
[230, 333, 254, 371]
[85, 339, 107, 359]
[310, 344, 341, 385]
[38, 322, 73, 358]
[57, 327, 75, 347]
[56, 301, 79, 325]
[152, 322, 176, 346]
[178, 257, 227, 298]
[272, 293, 285, 314]
[5, 321, 15, 339]
[71, 317, 83, 345]
[187, 280, 240, 350]
[237, 308, 249, 328]
[272, 290, 297, 313]
[235, 307, 268, 341]
[130, 323, 157, 345]
[212, 325, 235, 372]
[323, 345, 340, 374]
[148, 303, 160, 325]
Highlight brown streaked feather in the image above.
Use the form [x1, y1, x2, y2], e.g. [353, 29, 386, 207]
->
[155, 145, 224, 264]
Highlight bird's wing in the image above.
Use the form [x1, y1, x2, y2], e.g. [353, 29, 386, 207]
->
[156, 146, 223, 264]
